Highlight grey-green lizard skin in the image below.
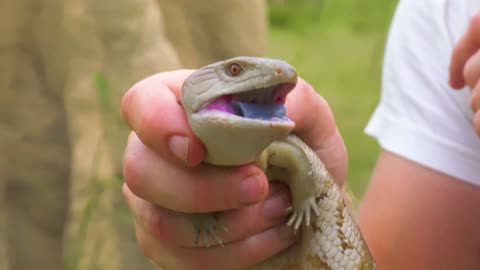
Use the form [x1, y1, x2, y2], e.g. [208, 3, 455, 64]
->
[180, 57, 376, 270]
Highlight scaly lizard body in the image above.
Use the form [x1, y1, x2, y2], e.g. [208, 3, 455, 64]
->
[180, 57, 376, 270]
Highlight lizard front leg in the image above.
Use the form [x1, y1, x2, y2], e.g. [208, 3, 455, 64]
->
[258, 134, 324, 232]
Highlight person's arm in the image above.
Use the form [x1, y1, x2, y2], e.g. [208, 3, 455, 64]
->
[358, 151, 480, 269]
[360, 1, 480, 269]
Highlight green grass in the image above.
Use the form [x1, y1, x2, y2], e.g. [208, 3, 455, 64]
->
[267, 0, 398, 198]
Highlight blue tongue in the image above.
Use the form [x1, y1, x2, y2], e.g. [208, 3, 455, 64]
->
[232, 101, 286, 120]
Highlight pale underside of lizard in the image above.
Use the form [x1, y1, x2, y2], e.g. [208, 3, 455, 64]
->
[180, 57, 376, 270]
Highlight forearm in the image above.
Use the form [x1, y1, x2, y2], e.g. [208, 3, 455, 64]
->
[358, 151, 480, 269]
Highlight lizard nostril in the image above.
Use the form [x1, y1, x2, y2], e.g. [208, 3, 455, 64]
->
[275, 68, 283, 76]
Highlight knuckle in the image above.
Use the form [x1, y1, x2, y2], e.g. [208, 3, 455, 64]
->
[122, 79, 153, 125]
[121, 183, 131, 201]
[123, 81, 176, 147]
[141, 206, 174, 243]
[229, 165, 266, 203]
[189, 165, 262, 212]
[137, 100, 161, 143]
[123, 148, 143, 196]
[121, 84, 139, 121]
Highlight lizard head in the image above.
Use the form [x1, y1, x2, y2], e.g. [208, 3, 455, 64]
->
[181, 56, 297, 165]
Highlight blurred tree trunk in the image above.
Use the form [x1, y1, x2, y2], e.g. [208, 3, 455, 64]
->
[61, 0, 180, 269]
[0, 1, 71, 270]
[0, 133, 7, 270]
[0, 0, 266, 270]
[158, 0, 267, 68]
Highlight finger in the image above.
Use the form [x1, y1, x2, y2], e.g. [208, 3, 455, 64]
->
[449, 12, 480, 89]
[133, 221, 167, 268]
[470, 82, 480, 112]
[123, 183, 195, 245]
[121, 70, 205, 166]
[139, 221, 298, 270]
[123, 133, 269, 212]
[217, 183, 291, 245]
[464, 50, 480, 89]
[124, 183, 291, 247]
[128, 183, 298, 270]
[172, 225, 297, 270]
[286, 78, 348, 186]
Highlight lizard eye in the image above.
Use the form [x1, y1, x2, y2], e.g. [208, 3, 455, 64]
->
[226, 63, 243, 77]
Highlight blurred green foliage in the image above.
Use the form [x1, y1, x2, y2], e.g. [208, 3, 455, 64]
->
[268, 0, 323, 32]
[93, 72, 110, 109]
[267, 0, 398, 199]
[268, 0, 396, 34]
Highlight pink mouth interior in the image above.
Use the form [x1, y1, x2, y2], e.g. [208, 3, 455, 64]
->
[199, 83, 294, 118]
[203, 95, 235, 113]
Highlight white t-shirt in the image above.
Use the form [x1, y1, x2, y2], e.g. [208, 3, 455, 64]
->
[365, 0, 480, 185]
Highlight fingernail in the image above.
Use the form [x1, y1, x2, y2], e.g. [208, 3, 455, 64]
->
[238, 175, 264, 205]
[168, 135, 189, 163]
[263, 190, 290, 220]
[278, 225, 297, 241]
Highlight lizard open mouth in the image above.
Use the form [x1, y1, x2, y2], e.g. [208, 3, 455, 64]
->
[200, 82, 295, 121]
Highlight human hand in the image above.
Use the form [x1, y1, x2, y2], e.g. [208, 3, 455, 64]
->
[121, 70, 347, 270]
[449, 12, 480, 135]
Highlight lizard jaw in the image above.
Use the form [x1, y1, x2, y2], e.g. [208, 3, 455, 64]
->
[190, 82, 296, 166]
[182, 57, 298, 165]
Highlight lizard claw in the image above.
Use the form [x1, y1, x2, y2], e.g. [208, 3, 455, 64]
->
[286, 197, 320, 233]
[190, 213, 228, 248]
[195, 228, 223, 248]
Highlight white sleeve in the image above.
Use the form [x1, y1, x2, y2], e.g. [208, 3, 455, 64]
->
[365, 0, 480, 185]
